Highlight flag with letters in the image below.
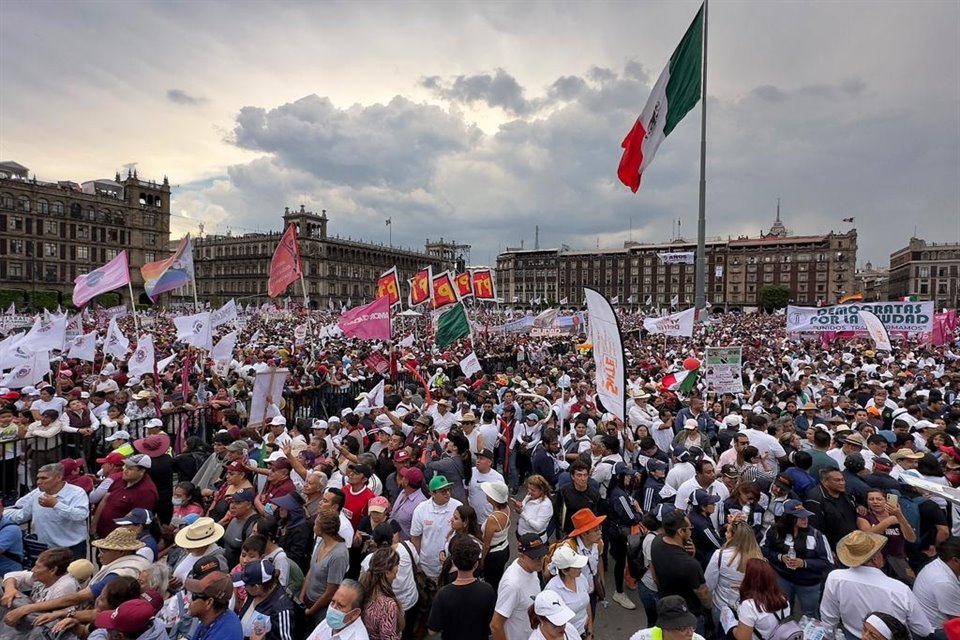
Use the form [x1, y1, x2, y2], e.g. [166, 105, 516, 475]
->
[432, 271, 460, 311]
[471, 269, 496, 300]
[454, 272, 473, 299]
[408, 267, 433, 307]
[376, 267, 402, 308]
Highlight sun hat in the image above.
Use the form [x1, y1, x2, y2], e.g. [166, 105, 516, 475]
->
[91, 527, 145, 552]
[241, 559, 276, 586]
[134, 434, 170, 458]
[800, 401, 817, 411]
[517, 533, 549, 559]
[398, 466, 424, 488]
[428, 475, 452, 492]
[657, 595, 698, 631]
[836, 530, 887, 568]
[460, 412, 477, 423]
[94, 599, 155, 635]
[890, 448, 924, 462]
[567, 508, 606, 538]
[549, 545, 588, 571]
[183, 571, 234, 601]
[368, 496, 391, 513]
[532, 590, 575, 626]
[842, 433, 866, 448]
[481, 481, 509, 505]
[174, 517, 225, 549]
[114, 508, 154, 526]
[123, 454, 152, 470]
[104, 430, 131, 442]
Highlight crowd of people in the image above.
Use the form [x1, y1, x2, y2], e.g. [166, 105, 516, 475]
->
[0, 305, 958, 640]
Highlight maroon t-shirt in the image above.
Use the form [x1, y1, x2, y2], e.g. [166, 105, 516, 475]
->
[97, 474, 159, 537]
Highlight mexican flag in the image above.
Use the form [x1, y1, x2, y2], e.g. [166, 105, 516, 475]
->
[617, 4, 704, 192]
[662, 368, 699, 393]
[435, 302, 471, 348]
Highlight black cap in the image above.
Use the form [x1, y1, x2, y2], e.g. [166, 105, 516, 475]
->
[190, 554, 225, 579]
[477, 448, 495, 460]
[517, 533, 548, 559]
[656, 595, 697, 630]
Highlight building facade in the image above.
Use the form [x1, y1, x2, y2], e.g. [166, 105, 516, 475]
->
[497, 215, 858, 309]
[0, 162, 171, 306]
[855, 261, 890, 302]
[192, 206, 461, 307]
[888, 238, 960, 309]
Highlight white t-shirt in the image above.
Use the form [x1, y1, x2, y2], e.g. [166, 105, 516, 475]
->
[361, 542, 420, 612]
[745, 429, 786, 471]
[738, 599, 791, 639]
[495, 560, 542, 640]
[543, 578, 590, 635]
[410, 497, 462, 579]
[528, 623, 579, 640]
[468, 468, 505, 523]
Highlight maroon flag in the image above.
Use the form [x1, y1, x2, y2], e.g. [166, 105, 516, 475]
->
[363, 352, 389, 375]
[268, 224, 302, 298]
[338, 295, 391, 341]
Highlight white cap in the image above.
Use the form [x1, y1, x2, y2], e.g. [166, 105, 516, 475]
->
[311, 419, 329, 431]
[533, 590, 575, 627]
[266, 451, 285, 463]
[146, 418, 163, 429]
[340, 408, 352, 417]
[722, 414, 742, 427]
[105, 430, 131, 442]
[21, 386, 39, 396]
[683, 418, 698, 430]
[270, 416, 287, 427]
[549, 545, 589, 572]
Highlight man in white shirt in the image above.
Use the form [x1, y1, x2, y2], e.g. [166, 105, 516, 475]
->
[665, 447, 699, 491]
[410, 475, 462, 579]
[306, 579, 369, 640]
[468, 449, 504, 523]
[744, 414, 787, 473]
[627, 391, 659, 431]
[491, 533, 549, 640]
[912, 536, 960, 632]
[426, 399, 459, 435]
[820, 530, 934, 639]
[674, 459, 729, 509]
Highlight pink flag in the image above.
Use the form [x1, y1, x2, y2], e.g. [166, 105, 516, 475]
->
[72, 251, 131, 307]
[338, 296, 391, 341]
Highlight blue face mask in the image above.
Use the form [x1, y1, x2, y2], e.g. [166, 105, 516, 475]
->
[325, 606, 351, 631]
[172, 498, 184, 506]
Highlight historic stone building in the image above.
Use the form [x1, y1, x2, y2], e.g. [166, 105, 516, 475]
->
[497, 213, 858, 309]
[888, 238, 960, 310]
[0, 161, 171, 307]
[192, 205, 464, 307]
[855, 261, 890, 302]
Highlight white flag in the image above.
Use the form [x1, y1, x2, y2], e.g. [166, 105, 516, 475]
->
[398, 334, 415, 348]
[0, 349, 47, 388]
[103, 316, 130, 360]
[250, 330, 262, 343]
[174, 312, 213, 351]
[128, 335, 156, 378]
[4, 302, 14, 315]
[643, 307, 696, 337]
[211, 331, 237, 365]
[670, 294, 679, 306]
[559, 297, 568, 305]
[627, 295, 635, 304]
[157, 353, 177, 373]
[19, 313, 67, 353]
[355, 379, 385, 412]
[611, 296, 620, 305]
[67, 332, 98, 362]
[859, 309, 892, 352]
[210, 299, 238, 328]
[459, 351, 482, 378]
[0, 334, 30, 370]
[645, 295, 653, 306]
[65, 313, 83, 339]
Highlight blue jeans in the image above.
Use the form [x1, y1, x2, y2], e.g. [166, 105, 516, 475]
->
[636, 581, 659, 626]
[777, 576, 820, 619]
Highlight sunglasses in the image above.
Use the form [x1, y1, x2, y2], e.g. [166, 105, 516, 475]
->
[190, 593, 211, 601]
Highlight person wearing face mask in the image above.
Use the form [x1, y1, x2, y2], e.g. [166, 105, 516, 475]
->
[306, 579, 369, 640]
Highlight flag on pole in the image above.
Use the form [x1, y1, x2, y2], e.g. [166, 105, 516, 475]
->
[671, 294, 680, 307]
[103, 316, 130, 360]
[471, 269, 497, 300]
[128, 335, 156, 378]
[338, 296, 392, 341]
[174, 312, 213, 351]
[0, 334, 29, 370]
[0, 349, 47, 388]
[67, 332, 98, 362]
[376, 267, 402, 308]
[859, 309, 892, 352]
[268, 224, 303, 298]
[584, 288, 626, 423]
[157, 353, 177, 373]
[454, 272, 473, 299]
[611, 296, 619, 305]
[459, 351, 482, 378]
[432, 272, 460, 311]
[210, 299, 238, 328]
[661, 368, 699, 393]
[435, 303, 471, 348]
[409, 267, 433, 307]
[559, 297, 568, 305]
[617, 4, 704, 192]
[72, 251, 132, 307]
[19, 313, 67, 353]
[645, 295, 653, 306]
[398, 334, 415, 348]
[211, 331, 238, 365]
[141, 235, 195, 301]
[4, 302, 14, 315]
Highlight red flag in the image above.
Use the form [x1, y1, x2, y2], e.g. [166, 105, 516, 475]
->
[454, 272, 473, 299]
[432, 272, 459, 310]
[268, 224, 302, 298]
[338, 295, 391, 341]
[409, 267, 433, 307]
[471, 269, 497, 300]
[376, 267, 402, 308]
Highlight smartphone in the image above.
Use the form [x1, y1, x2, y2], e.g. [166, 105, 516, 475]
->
[887, 494, 899, 507]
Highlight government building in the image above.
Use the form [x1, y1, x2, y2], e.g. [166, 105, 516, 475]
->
[496, 213, 859, 310]
[888, 238, 960, 310]
[0, 161, 171, 308]
[191, 205, 465, 308]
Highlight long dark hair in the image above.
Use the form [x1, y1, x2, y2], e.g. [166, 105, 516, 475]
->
[447, 433, 473, 486]
[770, 513, 810, 559]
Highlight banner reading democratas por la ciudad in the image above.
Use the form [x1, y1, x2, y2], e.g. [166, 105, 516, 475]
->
[584, 287, 626, 423]
[338, 295, 391, 341]
[786, 302, 934, 334]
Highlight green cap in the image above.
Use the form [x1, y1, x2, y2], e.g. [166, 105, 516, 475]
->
[428, 475, 452, 492]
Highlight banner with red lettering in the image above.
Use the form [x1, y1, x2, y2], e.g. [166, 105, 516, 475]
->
[376, 267, 402, 308]
[471, 269, 497, 300]
[408, 267, 433, 307]
[432, 271, 459, 311]
[338, 295, 391, 341]
[454, 272, 473, 299]
[363, 352, 390, 375]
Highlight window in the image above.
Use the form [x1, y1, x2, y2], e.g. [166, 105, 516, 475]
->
[7, 215, 23, 231]
[105, 248, 119, 261]
[145, 233, 157, 246]
[8, 262, 23, 277]
[44, 264, 57, 281]
[0, 193, 12, 209]
[918, 266, 930, 278]
[77, 225, 89, 239]
[51, 201, 64, 215]
[44, 242, 58, 257]
[9, 239, 24, 254]
[44, 220, 57, 234]
[16, 196, 30, 212]
[144, 252, 156, 263]
[36, 199, 49, 214]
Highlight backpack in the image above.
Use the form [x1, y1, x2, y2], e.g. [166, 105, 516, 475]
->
[399, 541, 436, 628]
[284, 558, 305, 605]
[595, 459, 617, 516]
[756, 610, 803, 640]
[625, 529, 647, 580]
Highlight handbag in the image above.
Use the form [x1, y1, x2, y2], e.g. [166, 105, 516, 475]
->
[400, 541, 437, 636]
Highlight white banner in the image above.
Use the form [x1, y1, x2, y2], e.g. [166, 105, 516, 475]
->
[643, 307, 695, 337]
[859, 309, 892, 351]
[459, 351, 482, 378]
[706, 346, 743, 394]
[0, 314, 33, 335]
[657, 252, 695, 265]
[104, 305, 127, 318]
[174, 312, 213, 351]
[584, 288, 625, 423]
[103, 316, 130, 360]
[249, 367, 289, 428]
[786, 302, 934, 333]
[210, 299, 238, 328]
[128, 335, 156, 378]
[67, 332, 98, 362]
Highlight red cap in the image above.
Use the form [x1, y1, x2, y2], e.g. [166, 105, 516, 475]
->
[60, 458, 84, 474]
[393, 449, 411, 463]
[94, 600, 155, 634]
[398, 466, 424, 488]
[95, 451, 126, 465]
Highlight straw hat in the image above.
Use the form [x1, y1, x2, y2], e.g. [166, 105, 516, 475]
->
[91, 527, 146, 552]
[836, 530, 887, 568]
[174, 517, 225, 549]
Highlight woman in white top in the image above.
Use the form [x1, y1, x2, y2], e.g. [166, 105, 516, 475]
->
[480, 481, 511, 592]
[705, 519, 762, 628]
[529, 590, 581, 640]
[731, 559, 791, 640]
[360, 523, 420, 623]
[514, 474, 554, 541]
[544, 546, 593, 638]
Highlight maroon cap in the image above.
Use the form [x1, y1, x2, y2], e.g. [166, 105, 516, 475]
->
[271, 458, 293, 471]
[399, 466, 424, 488]
[393, 449, 411, 463]
[60, 458, 84, 475]
[94, 600, 155, 634]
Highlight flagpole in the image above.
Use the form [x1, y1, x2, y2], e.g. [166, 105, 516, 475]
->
[191, 278, 200, 314]
[126, 280, 141, 334]
[694, 0, 708, 313]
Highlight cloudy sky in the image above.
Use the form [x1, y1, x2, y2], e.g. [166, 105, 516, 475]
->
[1, 0, 958, 268]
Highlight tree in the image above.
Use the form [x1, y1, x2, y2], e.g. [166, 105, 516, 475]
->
[758, 285, 791, 312]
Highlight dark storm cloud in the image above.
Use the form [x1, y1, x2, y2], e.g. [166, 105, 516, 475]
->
[166, 89, 208, 106]
[421, 68, 541, 116]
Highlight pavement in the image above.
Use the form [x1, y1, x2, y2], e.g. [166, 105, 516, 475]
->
[593, 573, 650, 639]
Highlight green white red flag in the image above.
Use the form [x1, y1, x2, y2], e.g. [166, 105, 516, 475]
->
[662, 368, 698, 393]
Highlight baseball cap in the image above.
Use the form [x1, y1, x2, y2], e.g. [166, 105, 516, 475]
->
[393, 449, 412, 463]
[428, 475, 452, 492]
[146, 418, 164, 430]
[781, 499, 814, 519]
[123, 454, 152, 469]
[399, 466, 424, 488]
[94, 600, 155, 635]
[231, 488, 256, 504]
[657, 595, 698, 631]
[60, 458, 84, 474]
[190, 554, 226, 579]
[105, 430, 131, 442]
[720, 463, 740, 479]
[241, 559, 276, 586]
[525, 413, 539, 422]
[517, 533, 548, 559]
[139, 588, 164, 613]
[270, 416, 287, 427]
[477, 448, 495, 460]
[270, 458, 293, 471]
[96, 451, 126, 465]
[689, 489, 721, 507]
[184, 571, 234, 602]
[368, 496, 391, 513]
[114, 508, 153, 526]
[532, 590, 575, 626]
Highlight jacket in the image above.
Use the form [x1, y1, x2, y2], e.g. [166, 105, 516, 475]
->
[0, 518, 24, 575]
[238, 582, 297, 640]
[761, 525, 834, 586]
[804, 485, 858, 548]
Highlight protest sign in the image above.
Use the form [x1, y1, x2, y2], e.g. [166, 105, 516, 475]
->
[786, 302, 933, 333]
[249, 367, 289, 428]
[706, 346, 743, 394]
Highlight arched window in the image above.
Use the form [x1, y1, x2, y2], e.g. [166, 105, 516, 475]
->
[36, 199, 49, 214]
[51, 201, 64, 215]
[0, 193, 12, 209]
[17, 196, 30, 212]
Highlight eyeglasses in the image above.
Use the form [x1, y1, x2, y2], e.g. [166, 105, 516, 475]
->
[190, 593, 211, 601]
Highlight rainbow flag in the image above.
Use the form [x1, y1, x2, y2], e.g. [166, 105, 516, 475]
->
[141, 235, 195, 301]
